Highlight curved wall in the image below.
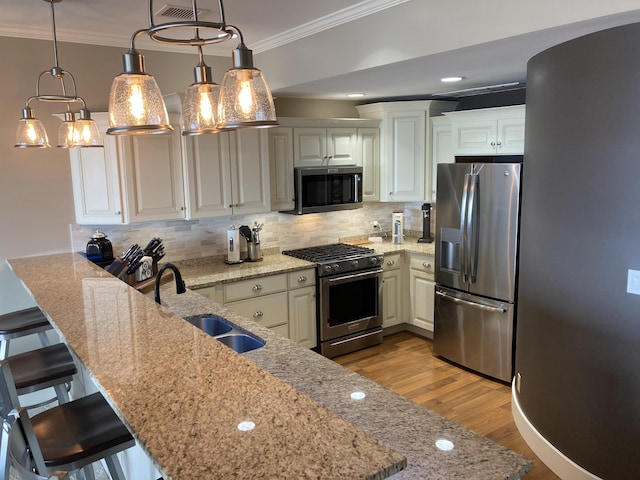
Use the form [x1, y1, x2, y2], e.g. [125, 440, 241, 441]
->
[515, 23, 640, 479]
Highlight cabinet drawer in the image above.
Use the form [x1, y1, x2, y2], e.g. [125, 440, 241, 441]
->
[287, 269, 316, 289]
[383, 253, 402, 271]
[223, 274, 287, 302]
[410, 256, 434, 276]
[270, 323, 289, 339]
[225, 292, 289, 328]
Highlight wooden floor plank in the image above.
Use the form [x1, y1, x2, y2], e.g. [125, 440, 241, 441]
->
[334, 331, 559, 480]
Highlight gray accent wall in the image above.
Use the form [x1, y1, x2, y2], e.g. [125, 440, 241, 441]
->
[516, 23, 640, 479]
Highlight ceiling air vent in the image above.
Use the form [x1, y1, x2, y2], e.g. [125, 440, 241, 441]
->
[433, 82, 525, 98]
[155, 4, 210, 20]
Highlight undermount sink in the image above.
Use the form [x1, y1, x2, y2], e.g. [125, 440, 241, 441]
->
[215, 334, 265, 353]
[184, 314, 265, 354]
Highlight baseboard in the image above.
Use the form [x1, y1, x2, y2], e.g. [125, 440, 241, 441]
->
[511, 381, 602, 480]
[383, 323, 433, 340]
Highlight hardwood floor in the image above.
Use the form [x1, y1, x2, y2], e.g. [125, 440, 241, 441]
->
[334, 331, 559, 480]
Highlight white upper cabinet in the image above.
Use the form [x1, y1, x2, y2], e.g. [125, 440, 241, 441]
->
[183, 129, 270, 219]
[356, 101, 457, 202]
[118, 124, 185, 223]
[68, 113, 185, 225]
[293, 127, 357, 166]
[268, 127, 295, 212]
[357, 127, 380, 202]
[444, 105, 526, 156]
[430, 116, 454, 200]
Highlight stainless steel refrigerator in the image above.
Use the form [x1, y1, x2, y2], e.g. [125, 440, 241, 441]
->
[434, 162, 521, 382]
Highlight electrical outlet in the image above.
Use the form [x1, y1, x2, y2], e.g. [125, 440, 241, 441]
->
[627, 269, 640, 295]
[372, 221, 380, 230]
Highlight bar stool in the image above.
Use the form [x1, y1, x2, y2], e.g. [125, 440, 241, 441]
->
[1, 363, 134, 480]
[0, 307, 53, 360]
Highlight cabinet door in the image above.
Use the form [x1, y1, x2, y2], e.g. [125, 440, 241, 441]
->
[326, 128, 357, 165]
[268, 127, 295, 211]
[431, 123, 453, 200]
[183, 133, 233, 219]
[225, 292, 288, 329]
[496, 117, 526, 155]
[452, 120, 498, 155]
[118, 128, 185, 222]
[69, 132, 123, 224]
[293, 128, 326, 166]
[385, 110, 426, 201]
[288, 285, 317, 349]
[409, 256, 435, 333]
[229, 129, 271, 215]
[382, 269, 402, 328]
[358, 128, 380, 202]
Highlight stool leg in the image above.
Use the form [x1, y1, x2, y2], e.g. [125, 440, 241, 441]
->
[1, 419, 11, 480]
[0, 340, 10, 361]
[104, 454, 127, 480]
[36, 332, 51, 348]
[81, 464, 96, 480]
[53, 383, 71, 404]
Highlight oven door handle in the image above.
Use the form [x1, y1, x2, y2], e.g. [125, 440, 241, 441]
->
[324, 268, 382, 285]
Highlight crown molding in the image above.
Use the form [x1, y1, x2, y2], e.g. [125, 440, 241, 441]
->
[251, 0, 410, 54]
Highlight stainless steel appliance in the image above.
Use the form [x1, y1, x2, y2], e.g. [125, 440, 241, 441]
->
[434, 162, 521, 382]
[282, 165, 363, 215]
[282, 243, 384, 357]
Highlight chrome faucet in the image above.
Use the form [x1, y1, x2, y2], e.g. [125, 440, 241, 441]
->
[154, 263, 186, 304]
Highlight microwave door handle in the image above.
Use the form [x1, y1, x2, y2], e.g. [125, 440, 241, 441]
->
[459, 174, 471, 283]
[354, 174, 360, 202]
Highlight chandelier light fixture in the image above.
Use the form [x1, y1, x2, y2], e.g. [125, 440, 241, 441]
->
[107, 0, 278, 136]
[15, 0, 102, 149]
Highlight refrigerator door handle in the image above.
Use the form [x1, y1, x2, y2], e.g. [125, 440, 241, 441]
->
[436, 290, 507, 314]
[460, 174, 471, 283]
[467, 174, 479, 283]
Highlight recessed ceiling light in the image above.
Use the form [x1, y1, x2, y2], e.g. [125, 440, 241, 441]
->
[346, 93, 366, 98]
[441, 76, 464, 83]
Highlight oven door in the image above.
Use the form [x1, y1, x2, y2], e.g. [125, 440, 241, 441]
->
[319, 268, 383, 342]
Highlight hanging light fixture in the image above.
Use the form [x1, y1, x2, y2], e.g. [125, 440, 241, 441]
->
[108, 0, 278, 136]
[15, 0, 102, 149]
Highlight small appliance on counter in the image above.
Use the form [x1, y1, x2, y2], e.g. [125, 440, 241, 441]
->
[418, 203, 433, 243]
[104, 237, 165, 285]
[226, 226, 242, 264]
[392, 211, 404, 244]
[85, 231, 114, 265]
[239, 222, 263, 262]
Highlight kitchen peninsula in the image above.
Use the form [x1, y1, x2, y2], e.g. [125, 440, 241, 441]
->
[7, 252, 532, 479]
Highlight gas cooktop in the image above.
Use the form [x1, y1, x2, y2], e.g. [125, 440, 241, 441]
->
[282, 243, 383, 276]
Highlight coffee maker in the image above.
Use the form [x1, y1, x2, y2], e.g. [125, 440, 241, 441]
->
[418, 203, 433, 243]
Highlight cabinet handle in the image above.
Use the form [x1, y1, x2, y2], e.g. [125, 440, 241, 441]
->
[496, 141, 502, 147]
[252, 284, 263, 291]
[490, 141, 496, 147]
[387, 260, 395, 266]
[298, 276, 307, 283]
[253, 311, 263, 318]
[115, 211, 121, 215]
[423, 262, 432, 268]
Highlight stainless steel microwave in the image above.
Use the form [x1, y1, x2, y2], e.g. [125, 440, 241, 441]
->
[283, 165, 363, 215]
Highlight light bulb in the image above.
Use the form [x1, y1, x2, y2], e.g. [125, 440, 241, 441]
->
[129, 83, 146, 121]
[199, 91, 214, 122]
[237, 79, 255, 117]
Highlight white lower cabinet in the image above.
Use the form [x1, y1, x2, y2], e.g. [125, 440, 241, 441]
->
[287, 269, 316, 348]
[191, 268, 317, 348]
[382, 252, 404, 328]
[408, 254, 435, 334]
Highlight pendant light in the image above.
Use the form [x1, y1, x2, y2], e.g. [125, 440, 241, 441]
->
[217, 31, 278, 130]
[108, 0, 277, 136]
[15, 0, 102, 149]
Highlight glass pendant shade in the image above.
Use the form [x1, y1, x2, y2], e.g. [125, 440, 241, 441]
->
[57, 111, 76, 148]
[74, 113, 103, 147]
[218, 68, 278, 129]
[182, 82, 221, 135]
[107, 73, 172, 135]
[15, 108, 50, 148]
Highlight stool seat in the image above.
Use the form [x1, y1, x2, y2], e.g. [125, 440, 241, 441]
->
[6, 344, 77, 395]
[31, 392, 134, 470]
[0, 307, 51, 337]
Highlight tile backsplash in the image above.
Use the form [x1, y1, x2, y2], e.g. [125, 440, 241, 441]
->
[71, 202, 435, 262]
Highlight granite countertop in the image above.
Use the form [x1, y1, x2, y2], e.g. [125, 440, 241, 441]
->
[7, 248, 532, 479]
[175, 238, 436, 290]
[7, 253, 405, 480]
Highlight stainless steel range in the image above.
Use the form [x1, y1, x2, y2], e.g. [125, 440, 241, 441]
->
[283, 243, 384, 358]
